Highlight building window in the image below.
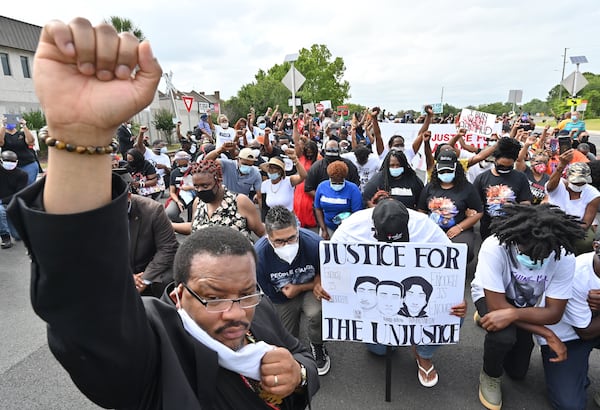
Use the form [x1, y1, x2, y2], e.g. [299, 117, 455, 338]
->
[20, 56, 31, 78]
[0, 53, 11, 76]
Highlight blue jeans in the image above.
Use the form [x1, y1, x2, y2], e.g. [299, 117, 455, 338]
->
[19, 161, 39, 185]
[0, 203, 19, 239]
[541, 338, 600, 410]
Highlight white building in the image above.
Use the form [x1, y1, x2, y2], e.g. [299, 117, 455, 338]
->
[0, 16, 40, 116]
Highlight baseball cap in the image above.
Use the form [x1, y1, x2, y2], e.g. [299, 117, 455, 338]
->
[372, 199, 410, 242]
[174, 151, 191, 161]
[200, 113, 208, 120]
[257, 116, 266, 124]
[436, 150, 458, 172]
[238, 147, 259, 162]
[567, 162, 592, 184]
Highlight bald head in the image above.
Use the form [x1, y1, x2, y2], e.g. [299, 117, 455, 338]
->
[1, 150, 17, 162]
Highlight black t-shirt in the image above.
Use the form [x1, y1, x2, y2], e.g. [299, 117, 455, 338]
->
[3, 132, 36, 165]
[362, 170, 424, 210]
[523, 167, 550, 205]
[417, 182, 483, 231]
[473, 169, 533, 237]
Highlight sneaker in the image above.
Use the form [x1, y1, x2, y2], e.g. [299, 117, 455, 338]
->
[479, 370, 502, 410]
[1, 234, 12, 249]
[310, 343, 331, 376]
[474, 311, 482, 327]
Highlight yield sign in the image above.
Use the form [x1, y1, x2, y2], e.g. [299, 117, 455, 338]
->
[182, 96, 194, 112]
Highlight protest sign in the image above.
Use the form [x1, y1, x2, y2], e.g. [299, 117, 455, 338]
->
[378, 122, 501, 155]
[320, 241, 467, 346]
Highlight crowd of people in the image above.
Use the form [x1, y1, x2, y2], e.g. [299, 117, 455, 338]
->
[4, 16, 600, 410]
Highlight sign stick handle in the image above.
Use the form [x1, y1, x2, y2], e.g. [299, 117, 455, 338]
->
[385, 346, 393, 402]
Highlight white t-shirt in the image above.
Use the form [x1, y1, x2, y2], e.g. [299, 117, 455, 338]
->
[467, 161, 493, 184]
[470, 236, 575, 306]
[546, 180, 600, 221]
[330, 207, 451, 244]
[261, 177, 295, 211]
[214, 125, 237, 149]
[143, 149, 171, 180]
[536, 251, 599, 345]
[342, 152, 380, 192]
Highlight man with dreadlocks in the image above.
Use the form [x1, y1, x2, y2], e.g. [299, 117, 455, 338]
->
[471, 204, 585, 410]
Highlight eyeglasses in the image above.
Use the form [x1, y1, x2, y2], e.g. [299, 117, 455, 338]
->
[270, 232, 299, 247]
[182, 283, 263, 313]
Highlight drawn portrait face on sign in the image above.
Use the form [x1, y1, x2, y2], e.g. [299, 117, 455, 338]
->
[376, 280, 402, 317]
[354, 276, 378, 311]
[400, 276, 433, 318]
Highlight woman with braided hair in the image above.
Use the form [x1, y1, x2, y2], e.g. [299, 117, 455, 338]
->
[471, 203, 585, 410]
[172, 159, 265, 240]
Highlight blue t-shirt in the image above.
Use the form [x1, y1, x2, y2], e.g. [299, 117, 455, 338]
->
[220, 158, 262, 196]
[255, 228, 322, 304]
[563, 120, 586, 138]
[314, 179, 363, 230]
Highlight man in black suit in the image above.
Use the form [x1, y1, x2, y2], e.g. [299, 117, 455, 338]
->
[8, 18, 319, 409]
[128, 193, 179, 297]
[116, 120, 134, 159]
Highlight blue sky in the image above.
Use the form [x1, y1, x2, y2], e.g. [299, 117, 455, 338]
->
[4, 0, 600, 112]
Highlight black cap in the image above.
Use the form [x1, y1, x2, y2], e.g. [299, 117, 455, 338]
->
[436, 150, 458, 172]
[372, 199, 410, 242]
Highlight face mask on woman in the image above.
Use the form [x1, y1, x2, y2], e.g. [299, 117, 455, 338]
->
[389, 167, 404, 178]
[438, 172, 455, 183]
[268, 172, 281, 181]
[330, 180, 346, 191]
[533, 163, 547, 174]
[196, 186, 217, 203]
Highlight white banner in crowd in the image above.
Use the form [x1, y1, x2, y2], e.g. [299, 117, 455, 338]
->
[319, 241, 467, 346]
[377, 122, 502, 156]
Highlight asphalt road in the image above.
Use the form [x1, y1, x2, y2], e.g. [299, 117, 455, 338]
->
[2, 236, 600, 409]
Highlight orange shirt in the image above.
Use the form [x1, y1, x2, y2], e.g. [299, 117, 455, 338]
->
[546, 149, 589, 175]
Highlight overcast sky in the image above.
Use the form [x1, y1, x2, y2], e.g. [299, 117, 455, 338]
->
[3, 1, 600, 112]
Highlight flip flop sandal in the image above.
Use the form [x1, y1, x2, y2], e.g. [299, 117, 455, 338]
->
[416, 358, 439, 387]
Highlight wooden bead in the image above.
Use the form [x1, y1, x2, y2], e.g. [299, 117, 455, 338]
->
[40, 126, 114, 155]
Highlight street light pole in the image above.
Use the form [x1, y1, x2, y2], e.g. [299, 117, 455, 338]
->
[558, 47, 569, 101]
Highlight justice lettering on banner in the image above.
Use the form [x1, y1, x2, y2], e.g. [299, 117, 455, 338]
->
[319, 241, 467, 346]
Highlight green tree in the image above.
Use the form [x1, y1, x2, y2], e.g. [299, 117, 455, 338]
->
[22, 110, 45, 130]
[522, 98, 548, 116]
[153, 108, 175, 143]
[224, 44, 350, 119]
[105, 16, 145, 41]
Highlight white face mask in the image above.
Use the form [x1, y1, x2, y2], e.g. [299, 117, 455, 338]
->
[160, 147, 168, 154]
[272, 242, 300, 264]
[1, 161, 18, 171]
[220, 122, 229, 129]
[568, 182, 585, 192]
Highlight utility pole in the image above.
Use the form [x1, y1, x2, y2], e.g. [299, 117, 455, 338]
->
[558, 48, 569, 101]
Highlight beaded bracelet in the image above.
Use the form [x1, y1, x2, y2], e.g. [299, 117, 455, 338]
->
[39, 127, 118, 155]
